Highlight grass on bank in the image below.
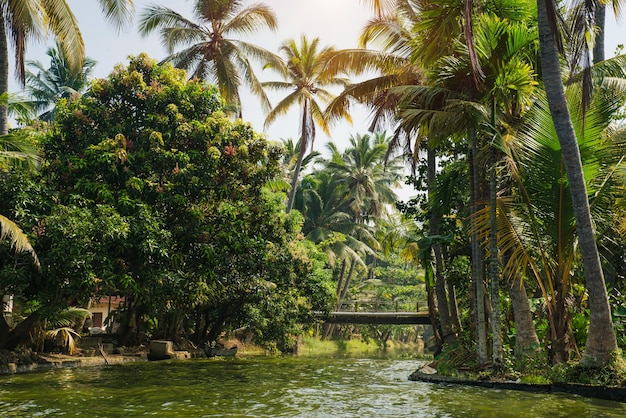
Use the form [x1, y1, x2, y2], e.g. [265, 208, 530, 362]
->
[298, 336, 428, 358]
[430, 344, 626, 387]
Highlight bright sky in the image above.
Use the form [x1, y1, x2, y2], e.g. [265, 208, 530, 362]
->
[18, 1, 624, 145]
[17, 0, 376, 149]
[13, 0, 626, 199]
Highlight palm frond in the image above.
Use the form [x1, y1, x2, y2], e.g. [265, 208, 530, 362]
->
[0, 214, 40, 268]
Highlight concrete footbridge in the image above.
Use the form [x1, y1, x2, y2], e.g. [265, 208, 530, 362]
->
[314, 311, 431, 325]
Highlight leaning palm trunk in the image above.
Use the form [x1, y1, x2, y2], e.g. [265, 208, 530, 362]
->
[537, 0, 617, 367]
[286, 100, 312, 213]
[508, 278, 540, 357]
[286, 138, 306, 213]
[323, 259, 355, 340]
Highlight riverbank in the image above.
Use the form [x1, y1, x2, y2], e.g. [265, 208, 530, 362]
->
[409, 367, 626, 403]
[0, 351, 146, 374]
[0, 336, 425, 375]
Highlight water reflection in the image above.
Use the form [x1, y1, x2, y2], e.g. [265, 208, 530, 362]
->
[1, 355, 625, 417]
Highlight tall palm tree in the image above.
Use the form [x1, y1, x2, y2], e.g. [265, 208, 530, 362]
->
[26, 43, 96, 121]
[0, 0, 134, 134]
[490, 65, 626, 360]
[138, 0, 282, 116]
[537, 0, 618, 367]
[263, 35, 350, 213]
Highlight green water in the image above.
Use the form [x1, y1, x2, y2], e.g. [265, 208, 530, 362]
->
[1, 355, 625, 417]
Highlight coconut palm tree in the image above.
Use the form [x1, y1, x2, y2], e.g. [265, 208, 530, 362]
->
[0, 0, 134, 134]
[537, 0, 618, 366]
[263, 35, 350, 213]
[138, 0, 282, 116]
[488, 82, 626, 363]
[325, 132, 402, 224]
[26, 43, 96, 121]
[323, 0, 422, 138]
[326, 0, 474, 353]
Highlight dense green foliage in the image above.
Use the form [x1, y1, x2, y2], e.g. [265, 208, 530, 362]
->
[0, 55, 334, 351]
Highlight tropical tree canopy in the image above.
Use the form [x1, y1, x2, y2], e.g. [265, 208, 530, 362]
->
[0, 54, 334, 351]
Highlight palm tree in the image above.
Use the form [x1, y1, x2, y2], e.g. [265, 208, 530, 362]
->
[537, 0, 618, 367]
[138, 0, 282, 116]
[361, 0, 396, 17]
[294, 169, 378, 338]
[322, 0, 422, 137]
[0, 0, 134, 134]
[0, 130, 40, 266]
[490, 83, 626, 363]
[26, 43, 96, 121]
[263, 35, 350, 213]
[326, 0, 470, 353]
[325, 132, 402, 224]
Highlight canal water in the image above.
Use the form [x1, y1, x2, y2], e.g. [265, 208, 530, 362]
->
[1, 354, 625, 417]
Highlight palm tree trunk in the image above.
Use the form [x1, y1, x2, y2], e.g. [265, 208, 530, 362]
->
[507, 268, 540, 356]
[593, 4, 606, 64]
[537, 0, 617, 367]
[447, 279, 462, 332]
[549, 279, 571, 364]
[425, 269, 443, 347]
[428, 147, 456, 345]
[323, 259, 350, 340]
[338, 258, 357, 304]
[286, 138, 306, 213]
[0, 13, 9, 135]
[333, 259, 348, 310]
[489, 107, 503, 368]
[287, 99, 313, 213]
[442, 245, 462, 331]
[470, 129, 489, 365]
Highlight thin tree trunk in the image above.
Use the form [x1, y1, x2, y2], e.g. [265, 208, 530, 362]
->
[548, 280, 571, 364]
[537, 0, 618, 367]
[425, 269, 443, 348]
[338, 258, 357, 306]
[489, 110, 503, 368]
[470, 129, 489, 365]
[335, 259, 347, 305]
[447, 279, 462, 332]
[286, 100, 312, 213]
[0, 13, 9, 135]
[325, 258, 355, 340]
[428, 147, 456, 345]
[286, 137, 306, 213]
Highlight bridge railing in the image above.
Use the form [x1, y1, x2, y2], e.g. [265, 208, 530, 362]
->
[338, 300, 425, 312]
